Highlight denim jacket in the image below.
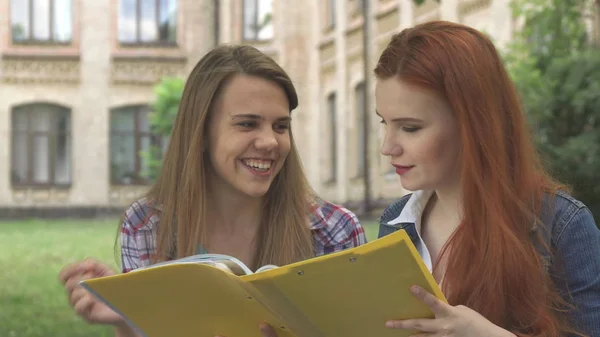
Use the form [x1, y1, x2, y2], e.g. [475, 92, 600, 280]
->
[378, 190, 600, 336]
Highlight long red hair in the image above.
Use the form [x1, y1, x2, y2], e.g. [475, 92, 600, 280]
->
[374, 21, 579, 336]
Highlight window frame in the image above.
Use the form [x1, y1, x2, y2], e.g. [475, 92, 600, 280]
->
[109, 105, 164, 186]
[10, 103, 72, 188]
[117, 0, 178, 47]
[242, 0, 274, 41]
[10, 0, 74, 45]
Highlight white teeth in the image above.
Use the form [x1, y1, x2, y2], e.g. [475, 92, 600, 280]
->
[243, 159, 272, 171]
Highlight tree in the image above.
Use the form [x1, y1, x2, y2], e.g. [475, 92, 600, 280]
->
[504, 0, 600, 224]
[140, 77, 184, 181]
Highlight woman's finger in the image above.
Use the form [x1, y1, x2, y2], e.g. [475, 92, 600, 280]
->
[64, 275, 84, 294]
[259, 323, 278, 337]
[59, 262, 83, 283]
[73, 294, 94, 319]
[410, 285, 452, 317]
[385, 318, 438, 332]
[69, 286, 88, 307]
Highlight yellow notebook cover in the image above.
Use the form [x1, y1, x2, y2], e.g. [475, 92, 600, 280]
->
[81, 229, 447, 337]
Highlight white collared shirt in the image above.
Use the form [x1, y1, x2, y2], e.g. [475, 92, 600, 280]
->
[384, 190, 435, 272]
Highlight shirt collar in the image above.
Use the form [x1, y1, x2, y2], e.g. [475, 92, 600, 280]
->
[386, 190, 435, 233]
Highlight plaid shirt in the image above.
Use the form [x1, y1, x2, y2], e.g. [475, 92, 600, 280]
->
[120, 197, 367, 273]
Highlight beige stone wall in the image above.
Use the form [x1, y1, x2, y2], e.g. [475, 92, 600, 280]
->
[0, 0, 511, 211]
[210, 0, 507, 206]
[0, 0, 215, 210]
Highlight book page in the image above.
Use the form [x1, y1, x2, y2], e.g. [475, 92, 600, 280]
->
[131, 253, 254, 276]
[255, 264, 279, 273]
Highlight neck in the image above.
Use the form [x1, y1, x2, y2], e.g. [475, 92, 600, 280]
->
[432, 179, 463, 226]
[206, 180, 264, 237]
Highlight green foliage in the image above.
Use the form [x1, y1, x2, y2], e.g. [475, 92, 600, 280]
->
[533, 51, 600, 218]
[504, 0, 600, 222]
[149, 77, 184, 135]
[140, 77, 184, 181]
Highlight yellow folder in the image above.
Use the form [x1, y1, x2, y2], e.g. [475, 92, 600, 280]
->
[81, 229, 447, 337]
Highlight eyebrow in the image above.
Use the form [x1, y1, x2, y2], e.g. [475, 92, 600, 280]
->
[375, 110, 423, 123]
[231, 113, 291, 122]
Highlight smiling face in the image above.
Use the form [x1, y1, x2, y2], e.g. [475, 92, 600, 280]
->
[375, 78, 461, 192]
[206, 74, 291, 199]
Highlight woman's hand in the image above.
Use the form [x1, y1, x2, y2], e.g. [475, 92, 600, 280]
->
[258, 323, 278, 337]
[59, 258, 126, 326]
[385, 285, 516, 337]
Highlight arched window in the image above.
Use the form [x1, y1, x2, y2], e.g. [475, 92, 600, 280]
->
[110, 105, 165, 185]
[11, 103, 72, 186]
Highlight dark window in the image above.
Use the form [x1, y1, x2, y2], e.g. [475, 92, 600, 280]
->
[110, 106, 166, 185]
[11, 103, 72, 186]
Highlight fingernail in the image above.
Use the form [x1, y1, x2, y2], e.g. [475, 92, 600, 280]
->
[410, 285, 421, 294]
[385, 321, 394, 328]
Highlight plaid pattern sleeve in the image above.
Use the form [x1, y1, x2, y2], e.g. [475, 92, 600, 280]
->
[120, 198, 159, 273]
[119, 197, 367, 272]
[310, 199, 368, 256]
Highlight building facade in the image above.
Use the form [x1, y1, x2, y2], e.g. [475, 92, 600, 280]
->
[0, 0, 216, 216]
[0, 0, 514, 217]
[217, 0, 513, 210]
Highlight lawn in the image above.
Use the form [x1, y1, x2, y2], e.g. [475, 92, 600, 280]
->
[0, 218, 379, 337]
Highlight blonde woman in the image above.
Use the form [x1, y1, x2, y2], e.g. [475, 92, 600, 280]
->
[59, 45, 366, 337]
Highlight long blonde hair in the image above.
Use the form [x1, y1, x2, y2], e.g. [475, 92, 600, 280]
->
[147, 45, 315, 268]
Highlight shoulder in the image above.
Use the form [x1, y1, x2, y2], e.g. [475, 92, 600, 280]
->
[541, 191, 600, 335]
[539, 190, 595, 245]
[120, 197, 160, 272]
[121, 196, 160, 234]
[378, 193, 413, 225]
[309, 198, 367, 248]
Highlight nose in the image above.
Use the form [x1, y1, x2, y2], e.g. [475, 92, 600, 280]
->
[254, 130, 278, 152]
[380, 131, 401, 157]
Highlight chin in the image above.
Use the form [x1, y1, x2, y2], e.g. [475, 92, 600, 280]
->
[399, 179, 421, 193]
[244, 190, 269, 198]
[242, 184, 272, 198]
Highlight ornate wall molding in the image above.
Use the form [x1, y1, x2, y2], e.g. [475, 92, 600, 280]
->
[111, 56, 187, 85]
[1, 54, 80, 84]
[11, 187, 71, 205]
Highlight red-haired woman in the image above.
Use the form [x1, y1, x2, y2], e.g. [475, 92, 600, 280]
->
[376, 21, 600, 337]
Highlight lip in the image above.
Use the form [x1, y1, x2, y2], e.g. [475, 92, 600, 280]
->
[240, 158, 275, 177]
[392, 164, 414, 175]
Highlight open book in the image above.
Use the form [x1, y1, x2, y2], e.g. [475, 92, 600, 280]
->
[129, 253, 280, 275]
[80, 229, 447, 337]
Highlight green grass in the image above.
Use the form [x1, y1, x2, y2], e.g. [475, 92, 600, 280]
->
[0, 219, 119, 337]
[0, 218, 378, 337]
